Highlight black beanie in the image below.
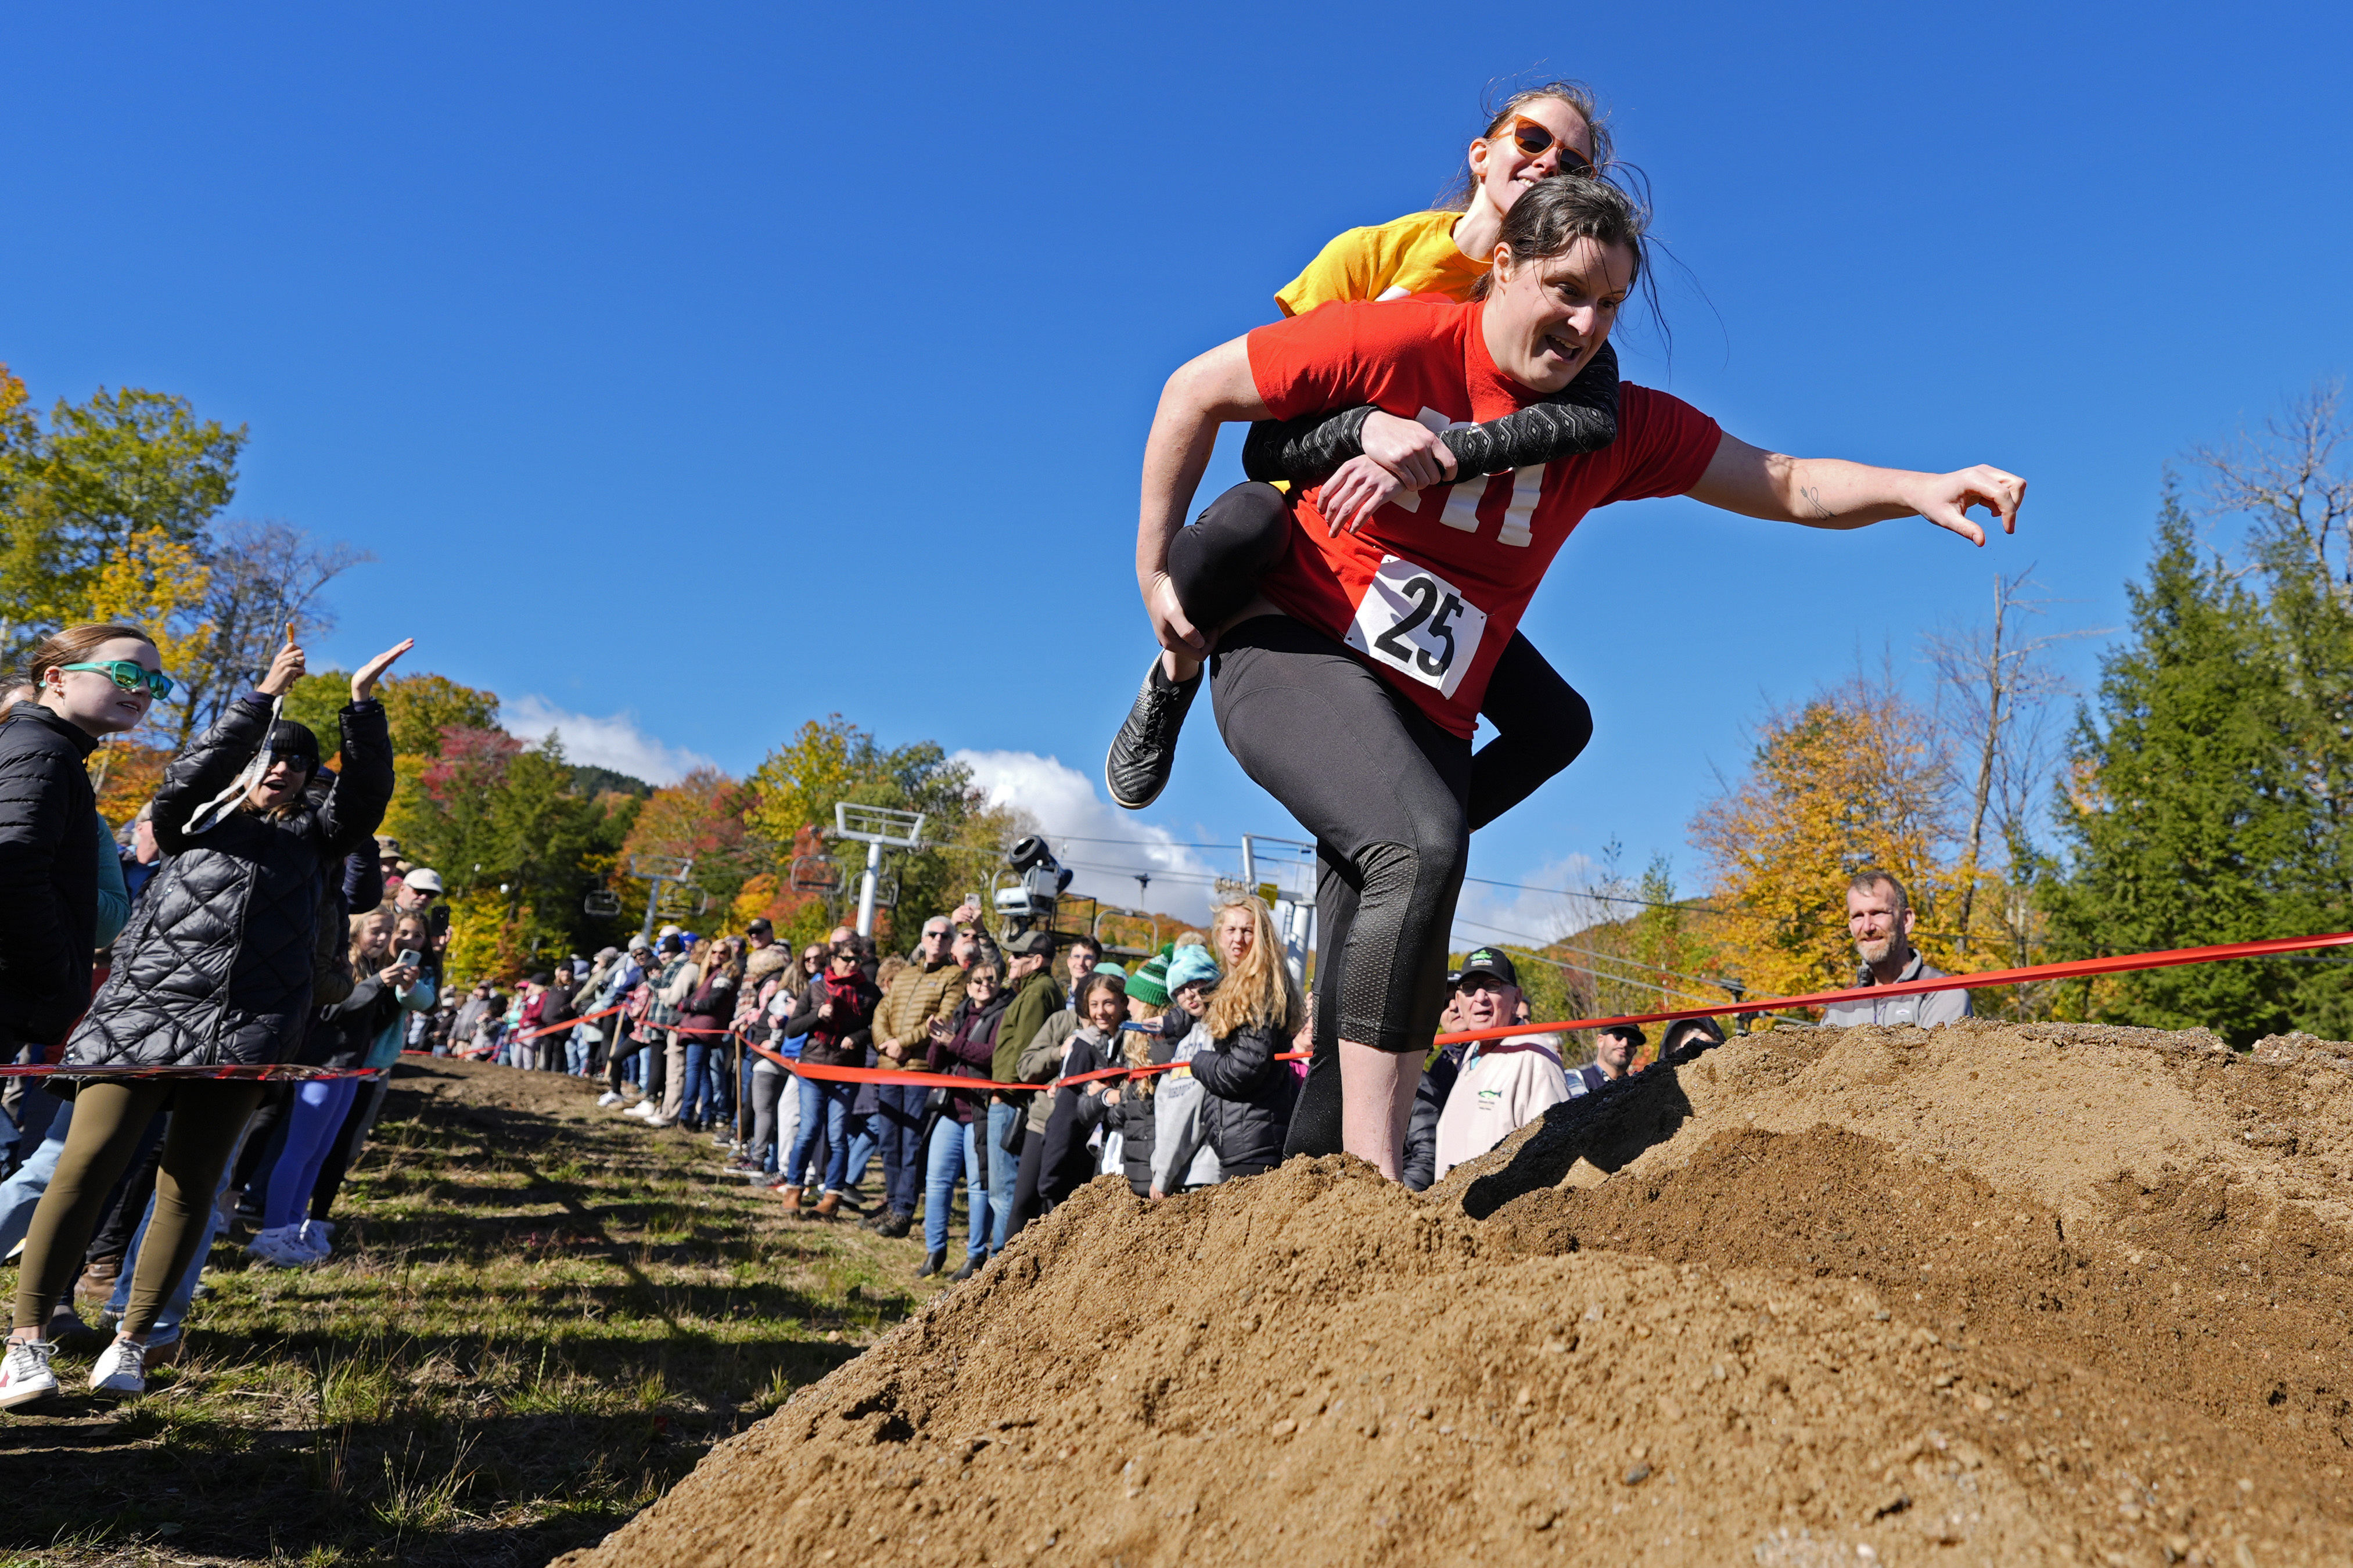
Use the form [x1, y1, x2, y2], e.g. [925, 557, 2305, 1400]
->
[267, 719, 321, 769]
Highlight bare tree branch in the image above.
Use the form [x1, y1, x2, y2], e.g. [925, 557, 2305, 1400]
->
[2190, 379, 2353, 598]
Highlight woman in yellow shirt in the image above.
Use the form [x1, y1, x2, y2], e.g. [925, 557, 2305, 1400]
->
[1106, 82, 1629, 832]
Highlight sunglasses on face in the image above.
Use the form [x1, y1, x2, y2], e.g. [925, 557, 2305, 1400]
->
[60, 660, 173, 700]
[1505, 116, 1595, 178]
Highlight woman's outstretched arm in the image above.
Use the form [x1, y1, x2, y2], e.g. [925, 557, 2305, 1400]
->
[1686, 431, 2025, 545]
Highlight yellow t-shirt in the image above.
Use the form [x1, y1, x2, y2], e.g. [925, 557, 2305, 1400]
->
[1273, 209, 1487, 317]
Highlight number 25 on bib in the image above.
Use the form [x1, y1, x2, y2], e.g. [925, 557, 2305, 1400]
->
[1344, 555, 1489, 702]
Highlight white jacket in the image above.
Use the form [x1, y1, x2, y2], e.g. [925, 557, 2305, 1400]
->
[1432, 1035, 1569, 1182]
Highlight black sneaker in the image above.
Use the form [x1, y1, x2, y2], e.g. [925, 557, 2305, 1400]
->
[1105, 657, 1202, 811]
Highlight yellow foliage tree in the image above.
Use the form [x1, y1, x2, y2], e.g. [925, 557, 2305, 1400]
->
[1689, 678, 1956, 1004]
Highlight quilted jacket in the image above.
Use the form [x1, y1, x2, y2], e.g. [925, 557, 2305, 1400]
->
[0, 705, 103, 1048]
[64, 693, 394, 1071]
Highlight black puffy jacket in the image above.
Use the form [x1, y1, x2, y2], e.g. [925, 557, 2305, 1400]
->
[65, 694, 394, 1071]
[0, 706, 102, 1048]
[1188, 1021, 1297, 1178]
[1098, 1027, 1173, 1197]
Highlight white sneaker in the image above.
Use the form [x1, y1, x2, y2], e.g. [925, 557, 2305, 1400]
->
[89, 1336, 146, 1395]
[596, 1091, 623, 1107]
[642, 1114, 676, 1129]
[246, 1225, 312, 1268]
[299, 1219, 335, 1260]
[626, 1101, 660, 1120]
[0, 1337, 59, 1409]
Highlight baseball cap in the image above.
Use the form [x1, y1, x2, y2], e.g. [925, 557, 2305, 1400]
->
[746, 917, 773, 936]
[1458, 947, 1519, 988]
[404, 867, 446, 894]
[1001, 928, 1055, 958]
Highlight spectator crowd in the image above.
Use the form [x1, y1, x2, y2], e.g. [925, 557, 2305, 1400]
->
[0, 620, 1957, 1414]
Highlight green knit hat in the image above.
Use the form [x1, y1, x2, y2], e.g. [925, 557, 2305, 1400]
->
[1126, 945, 1172, 1008]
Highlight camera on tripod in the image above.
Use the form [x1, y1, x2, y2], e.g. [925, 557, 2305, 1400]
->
[993, 836, 1072, 932]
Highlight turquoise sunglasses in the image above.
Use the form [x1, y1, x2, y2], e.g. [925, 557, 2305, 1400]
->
[60, 660, 174, 700]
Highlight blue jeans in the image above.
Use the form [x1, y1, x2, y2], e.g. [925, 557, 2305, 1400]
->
[679, 1043, 715, 1126]
[786, 1077, 858, 1194]
[923, 1117, 987, 1260]
[986, 1101, 1021, 1253]
[565, 1033, 590, 1074]
[0, 1097, 72, 1256]
[874, 1083, 927, 1216]
[843, 1114, 875, 1192]
[264, 1078, 360, 1230]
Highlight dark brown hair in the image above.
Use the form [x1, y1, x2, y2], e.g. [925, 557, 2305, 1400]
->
[1467, 174, 1647, 300]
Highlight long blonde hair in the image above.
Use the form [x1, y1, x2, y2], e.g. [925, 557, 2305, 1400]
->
[347, 908, 395, 977]
[1202, 893, 1302, 1038]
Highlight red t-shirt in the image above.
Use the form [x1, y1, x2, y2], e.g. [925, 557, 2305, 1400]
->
[1245, 295, 1723, 738]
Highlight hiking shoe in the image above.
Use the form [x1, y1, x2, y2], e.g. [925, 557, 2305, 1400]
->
[917, 1250, 946, 1278]
[0, 1338, 60, 1409]
[74, 1256, 121, 1308]
[89, 1336, 146, 1396]
[1104, 657, 1201, 811]
[875, 1210, 914, 1239]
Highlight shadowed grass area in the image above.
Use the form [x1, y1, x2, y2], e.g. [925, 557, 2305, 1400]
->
[0, 1058, 950, 1566]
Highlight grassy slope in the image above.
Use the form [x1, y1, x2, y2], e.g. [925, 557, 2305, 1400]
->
[0, 1058, 943, 1567]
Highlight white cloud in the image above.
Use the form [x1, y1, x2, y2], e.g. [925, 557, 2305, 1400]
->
[501, 695, 716, 786]
[951, 749, 1222, 922]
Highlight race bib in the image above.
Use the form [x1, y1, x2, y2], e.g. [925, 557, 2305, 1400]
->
[1343, 555, 1488, 700]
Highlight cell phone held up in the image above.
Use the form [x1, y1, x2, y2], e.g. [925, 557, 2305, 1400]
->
[397, 950, 423, 970]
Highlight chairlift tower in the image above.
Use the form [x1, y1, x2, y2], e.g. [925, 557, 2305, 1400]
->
[627, 853, 694, 945]
[835, 803, 927, 938]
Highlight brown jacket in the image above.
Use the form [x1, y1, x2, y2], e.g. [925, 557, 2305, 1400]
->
[872, 955, 967, 1069]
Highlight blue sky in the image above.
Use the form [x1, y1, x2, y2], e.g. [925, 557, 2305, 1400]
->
[6, 2, 2350, 935]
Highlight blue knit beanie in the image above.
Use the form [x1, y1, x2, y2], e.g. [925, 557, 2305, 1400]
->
[1166, 945, 1222, 995]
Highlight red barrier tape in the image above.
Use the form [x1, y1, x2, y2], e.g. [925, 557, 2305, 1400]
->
[0, 1062, 387, 1083]
[1432, 927, 2353, 1050]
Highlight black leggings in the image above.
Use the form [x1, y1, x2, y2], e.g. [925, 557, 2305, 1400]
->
[1209, 616, 1474, 1161]
[1169, 482, 1593, 831]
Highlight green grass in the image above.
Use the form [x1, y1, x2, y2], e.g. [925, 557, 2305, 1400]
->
[0, 1059, 944, 1566]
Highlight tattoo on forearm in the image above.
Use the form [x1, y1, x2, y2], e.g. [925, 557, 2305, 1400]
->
[1800, 485, 1835, 521]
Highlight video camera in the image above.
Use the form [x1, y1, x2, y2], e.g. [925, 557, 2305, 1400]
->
[993, 835, 1072, 936]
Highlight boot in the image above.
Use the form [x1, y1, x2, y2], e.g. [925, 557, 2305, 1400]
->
[812, 1191, 842, 1220]
[917, 1250, 946, 1279]
[774, 1184, 803, 1210]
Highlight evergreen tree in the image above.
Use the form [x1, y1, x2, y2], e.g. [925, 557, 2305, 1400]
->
[2046, 492, 2318, 1042]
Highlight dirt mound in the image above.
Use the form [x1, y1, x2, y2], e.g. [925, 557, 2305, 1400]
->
[556, 1023, 2353, 1567]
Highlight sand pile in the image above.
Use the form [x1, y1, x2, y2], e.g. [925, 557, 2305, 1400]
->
[556, 1022, 2353, 1567]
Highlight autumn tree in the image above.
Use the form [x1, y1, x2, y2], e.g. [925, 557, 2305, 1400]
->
[1690, 675, 1955, 1002]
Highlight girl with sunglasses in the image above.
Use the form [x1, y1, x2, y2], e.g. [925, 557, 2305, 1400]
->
[1129, 176, 2023, 1182]
[0, 627, 165, 1051]
[1, 632, 408, 1407]
[1108, 82, 1634, 821]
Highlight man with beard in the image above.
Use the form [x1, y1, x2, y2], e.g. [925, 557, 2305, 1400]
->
[1821, 869, 1971, 1028]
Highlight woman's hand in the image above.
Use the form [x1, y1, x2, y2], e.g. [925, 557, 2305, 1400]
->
[1148, 1185, 1165, 1201]
[257, 641, 307, 697]
[351, 639, 415, 704]
[1898, 465, 2028, 546]
[1145, 573, 1205, 660]
[1317, 455, 1410, 536]
[1358, 411, 1457, 488]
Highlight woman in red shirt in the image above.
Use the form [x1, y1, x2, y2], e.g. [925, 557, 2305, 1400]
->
[1131, 177, 2024, 1179]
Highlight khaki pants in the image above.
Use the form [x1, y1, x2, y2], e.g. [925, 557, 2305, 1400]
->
[660, 1033, 687, 1117]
